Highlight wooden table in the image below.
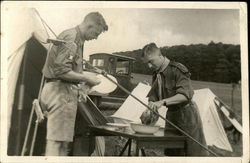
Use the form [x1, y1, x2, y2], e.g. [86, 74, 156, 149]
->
[87, 125, 187, 156]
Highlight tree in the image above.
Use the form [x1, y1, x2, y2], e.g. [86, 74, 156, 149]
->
[113, 42, 241, 83]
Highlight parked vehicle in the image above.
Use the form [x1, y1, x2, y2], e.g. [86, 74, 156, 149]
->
[87, 53, 136, 107]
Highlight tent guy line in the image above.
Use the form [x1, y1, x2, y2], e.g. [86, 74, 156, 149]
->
[31, 8, 219, 156]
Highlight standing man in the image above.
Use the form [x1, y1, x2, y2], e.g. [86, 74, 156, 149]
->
[40, 12, 108, 156]
[141, 43, 208, 156]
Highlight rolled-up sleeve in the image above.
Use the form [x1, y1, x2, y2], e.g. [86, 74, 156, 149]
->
[53, 42, 77, 77]
[175, 69, 194, 101]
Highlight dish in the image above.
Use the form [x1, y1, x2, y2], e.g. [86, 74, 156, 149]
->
[106, 123, 130, 128]
[130, 122, 160, 134]
[82, 71, 117, 94]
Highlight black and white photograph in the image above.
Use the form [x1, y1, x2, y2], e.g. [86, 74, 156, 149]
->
[1, 1, 249, 163]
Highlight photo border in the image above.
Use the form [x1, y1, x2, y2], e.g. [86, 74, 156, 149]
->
[1, 1, 248, 163]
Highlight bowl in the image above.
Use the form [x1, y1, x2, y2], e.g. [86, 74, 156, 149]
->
[106, 123, 129, 128]
[130, 122, 160, 134]
[105, 123, 130, 132]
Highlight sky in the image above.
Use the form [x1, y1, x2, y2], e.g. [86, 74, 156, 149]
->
[36, 8, 240, 59]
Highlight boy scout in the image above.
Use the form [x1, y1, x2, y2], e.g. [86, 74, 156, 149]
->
[141, 43, 208, 156]
[40, 12, 108, 156]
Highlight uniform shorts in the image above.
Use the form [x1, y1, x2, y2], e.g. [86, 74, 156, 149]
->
[40, 81, 78, 142]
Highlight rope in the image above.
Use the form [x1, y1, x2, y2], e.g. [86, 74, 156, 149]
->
[33, 9, 51, 39]
[30, 8, 218, 156]
[33, 9, 57, 38]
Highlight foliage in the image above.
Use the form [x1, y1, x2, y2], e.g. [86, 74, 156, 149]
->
[114, 42, 241, 83]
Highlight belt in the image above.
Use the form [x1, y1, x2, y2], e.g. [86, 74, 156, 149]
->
[46, 78, 80, 85]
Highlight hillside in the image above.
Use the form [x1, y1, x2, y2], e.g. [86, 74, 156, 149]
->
[114, 42, 241, 84]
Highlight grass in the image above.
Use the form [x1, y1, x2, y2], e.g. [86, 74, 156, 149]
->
[100, 73, 242, 156]
[131, 73, 242, 118]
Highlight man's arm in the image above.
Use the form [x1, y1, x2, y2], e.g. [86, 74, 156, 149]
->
[58, 71, 100, 86]
[149, 65, 192, 109]
[51, 40, 100, 85]
[149, 93, 188, 108]
[163, 94, 188, 106]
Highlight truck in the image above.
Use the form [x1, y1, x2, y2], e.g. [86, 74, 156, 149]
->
[88, 53, 136, 107]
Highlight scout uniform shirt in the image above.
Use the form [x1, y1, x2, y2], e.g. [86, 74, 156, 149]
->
[40, 26, 84, 142]
[147, 58, 208, 156]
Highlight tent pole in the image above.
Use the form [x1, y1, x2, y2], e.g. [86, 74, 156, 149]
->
[29, 121, 39, 155]
[29, 75, 46, 156]
[231, 83, 236, 109]
[21, 104, 35, 155]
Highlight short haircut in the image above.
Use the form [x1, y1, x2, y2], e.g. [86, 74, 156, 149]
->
[142, 42, 160, 58]
[84, 12, 108, 32]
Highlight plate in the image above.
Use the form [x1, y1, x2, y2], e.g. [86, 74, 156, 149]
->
[106, 123, 130, 128]
[92, 74, 117, 94]
[82, 71, 117, 94]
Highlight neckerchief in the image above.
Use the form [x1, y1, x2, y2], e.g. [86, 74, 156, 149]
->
[156, 57, 170, 100]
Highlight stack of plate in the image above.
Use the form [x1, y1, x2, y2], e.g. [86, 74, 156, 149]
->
[105, 123, 130, 132]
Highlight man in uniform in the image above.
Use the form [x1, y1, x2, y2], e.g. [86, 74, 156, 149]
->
[141, 43, 208, 156]
[40, 12, 108, 156]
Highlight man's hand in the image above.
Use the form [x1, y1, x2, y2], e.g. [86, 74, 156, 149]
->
[140, 101, 162, 125]
[77, 83, 91, 102]
[94, 68, 107, 76]
[148, 101, 164, 110]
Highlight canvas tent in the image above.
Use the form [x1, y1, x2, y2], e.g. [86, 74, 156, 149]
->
[5, 8, 51, 155]
[5, 8, 108, 156]
[112, 83, 242, 154]
[192, 88, 233, 152]
[7, 8, 50, 133]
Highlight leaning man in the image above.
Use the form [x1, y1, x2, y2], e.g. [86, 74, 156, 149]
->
[141, 43, 208, 156]
[40, 12, 108, 156]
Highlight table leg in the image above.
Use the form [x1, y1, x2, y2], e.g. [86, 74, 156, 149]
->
[135, 141, 139, 156]
[119, 139, 130, 156]
[141, 148, 146, 156]
[184, 139, 188, 156]
[128, 139, 132, 156]
[88, 133, 93, 156]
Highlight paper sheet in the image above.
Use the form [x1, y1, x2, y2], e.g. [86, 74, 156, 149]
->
[111, 82, 168, 128]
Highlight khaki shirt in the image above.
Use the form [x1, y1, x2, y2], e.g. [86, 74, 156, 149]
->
[42, 26, 84, 78]
[148, 61, 194, 106]
[40, 26, 85, 141]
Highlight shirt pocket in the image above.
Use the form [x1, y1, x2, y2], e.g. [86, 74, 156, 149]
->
[72, 54, 83, 72]
[164, 80, 176, 96]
